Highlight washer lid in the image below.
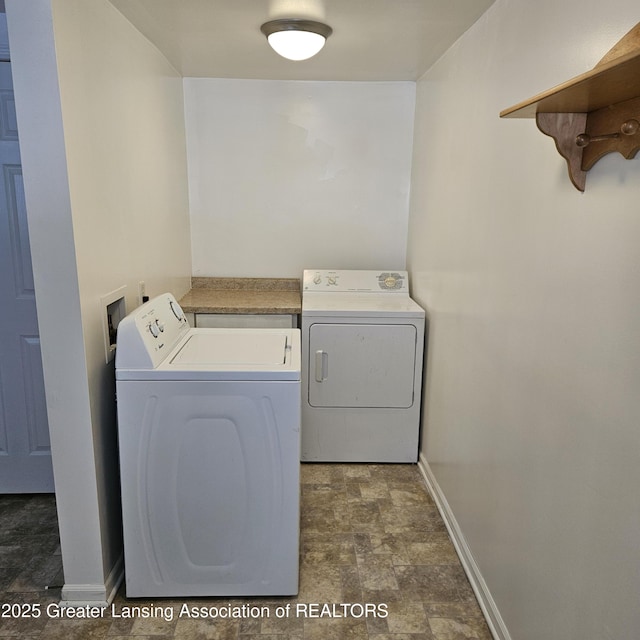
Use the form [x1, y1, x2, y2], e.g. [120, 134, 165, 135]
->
[171, 332, 287, 366]
[116, 328, 301, 381]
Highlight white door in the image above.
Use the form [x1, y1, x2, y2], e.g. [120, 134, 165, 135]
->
[308, 323, 417, 408]
[0, 59, 54, 493]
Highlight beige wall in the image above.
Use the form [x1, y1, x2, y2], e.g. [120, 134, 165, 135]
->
[184, 78, 415, 278]
[7, 0, 191, 601]
[408, 0, 640, 638]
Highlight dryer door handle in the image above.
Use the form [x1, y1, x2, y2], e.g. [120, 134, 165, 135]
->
[315, 350, 328, 382]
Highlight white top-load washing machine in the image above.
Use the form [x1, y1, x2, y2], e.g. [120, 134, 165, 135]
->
[115, 293, 301, 597]
[301, 270, 425, 462]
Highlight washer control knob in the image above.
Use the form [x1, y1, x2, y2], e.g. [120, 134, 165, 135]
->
[328, 276, 337, 285]
[313, 273, 322, 285]
[148, 322, 160, 338]
[156, 319, 165, 333]
[169, 300, 185, 321]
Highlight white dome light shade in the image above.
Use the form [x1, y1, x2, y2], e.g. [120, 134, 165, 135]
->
[261, 19, 333, 61]
[267, 30, 326, 61]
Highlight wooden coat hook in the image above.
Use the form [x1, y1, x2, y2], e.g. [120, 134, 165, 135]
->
[501, 22, 640, 191]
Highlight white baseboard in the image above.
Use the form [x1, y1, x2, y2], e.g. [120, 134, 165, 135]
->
[60, 552, 124, 607]
[417, 453, 511, 640]
[104, 552, 125, 603]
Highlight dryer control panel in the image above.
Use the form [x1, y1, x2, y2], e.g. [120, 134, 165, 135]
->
[303, 270, 408, 293]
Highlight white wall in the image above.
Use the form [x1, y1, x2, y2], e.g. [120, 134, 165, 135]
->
[7, 0, 191, 602]
[185, 79, 415, 277]
[407, 1, 640, 639]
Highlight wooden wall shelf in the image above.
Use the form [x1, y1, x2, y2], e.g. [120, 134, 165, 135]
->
[500, 22, 640, 191]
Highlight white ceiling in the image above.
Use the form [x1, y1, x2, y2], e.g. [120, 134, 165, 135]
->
[107, 0, 495, 81]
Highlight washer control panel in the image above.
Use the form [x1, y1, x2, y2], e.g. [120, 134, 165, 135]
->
[303, 270, 408, 293]
[116, 293, 189, 370]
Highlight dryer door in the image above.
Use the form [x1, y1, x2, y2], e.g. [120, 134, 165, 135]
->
[308, 323, 416, 408]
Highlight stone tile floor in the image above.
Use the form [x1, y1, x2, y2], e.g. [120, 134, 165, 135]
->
[0, 464, 492, 639]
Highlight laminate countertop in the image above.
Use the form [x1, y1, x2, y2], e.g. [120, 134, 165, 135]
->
[178, 277, 301, 315]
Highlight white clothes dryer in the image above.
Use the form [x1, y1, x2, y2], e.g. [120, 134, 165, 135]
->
[301, 270, 425, 462]
[115, 293, 300, 597]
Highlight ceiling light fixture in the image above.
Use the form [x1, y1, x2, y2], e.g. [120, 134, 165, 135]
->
[260, 19, 333, 61]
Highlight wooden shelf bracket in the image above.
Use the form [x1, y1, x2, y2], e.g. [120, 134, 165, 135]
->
[536, 112, 587, 191]
[501, 22, 640, 191]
